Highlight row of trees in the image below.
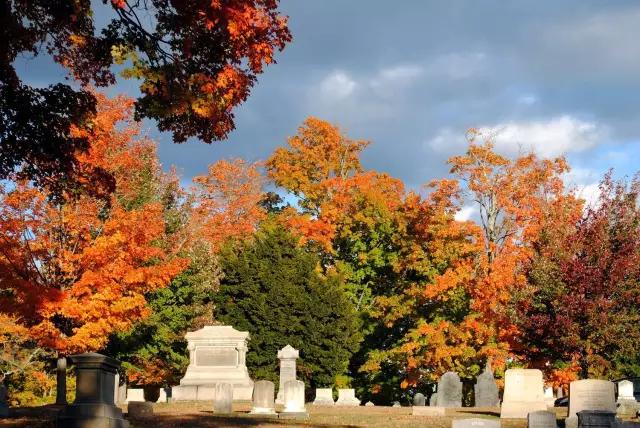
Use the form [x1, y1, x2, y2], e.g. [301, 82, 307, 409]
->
[1, 93, 639, 405]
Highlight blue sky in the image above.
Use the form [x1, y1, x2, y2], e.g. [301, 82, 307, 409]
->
[16, 1, 640, 209]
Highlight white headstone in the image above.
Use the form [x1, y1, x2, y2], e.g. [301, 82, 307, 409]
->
[365, 401, 375, 407]
[313, 388, 335, 406]
[276, 345, 299, 404]
[500, 369, 547, 419]
[544, 386, 555, 407]
[126, 388, 145, 402]
[158, 388, 167, 403]
[527, 410, 557, 428]
[392, 401, 401, 407]
[565, 379, 615, 428]
[250, 380, 276, 415]
[171, 325, 254, 401]
[335, 388, 361, 406]
[214, 382, 233, 414]
[619, 380, 635, 401]
[452, 418, 501, 428]
[281, 380, 307, 416]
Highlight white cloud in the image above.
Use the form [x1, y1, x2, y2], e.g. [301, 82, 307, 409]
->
[318, 70, 357, 100]
[425, 52, 487, 80]
[576, 182, 602, 209]
[454, 205, 475, 222]
[518, 94, 538, 105]
[427, 116, 606, 158]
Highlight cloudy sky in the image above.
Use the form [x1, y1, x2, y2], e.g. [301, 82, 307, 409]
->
[18, 1, 640, 204]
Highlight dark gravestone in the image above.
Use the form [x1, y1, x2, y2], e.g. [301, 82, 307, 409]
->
[56, 352, 129, 428]
[413, 393, 426, 406]
[576, 410, 616, 428]
[438, 372, 463, 407]
[527, 410, 557, 428]
[0, 381, 8, 418]
[56, 357, 67, 405]
[475, 361, 500, 407]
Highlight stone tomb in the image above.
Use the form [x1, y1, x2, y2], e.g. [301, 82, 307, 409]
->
[437, 372, 463, 407]
[475, 361, 500, 407]
[565, 379, 615, 428]
[250, 380, 276, 416]
[280, 380, 308, 419]
[452, 418, 501, 428]
[500, 369, 547, 419]
[335, 388, 361, 406]
[276, 345, 299, 404]
[171, 325, 253, 401]
[313, 388, 335, 406]
[527, 410, 557, 428]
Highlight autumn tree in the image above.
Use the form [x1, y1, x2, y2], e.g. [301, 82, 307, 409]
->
[515, 173, 640, 382]
[0, 92, 187, 356]
[1, 0, 291, 193]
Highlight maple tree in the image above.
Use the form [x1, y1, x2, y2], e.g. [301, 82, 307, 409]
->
[0, 92, 187, 355]
[1, 0, 291, 193]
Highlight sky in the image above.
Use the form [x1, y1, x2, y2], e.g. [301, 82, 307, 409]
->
[17, 1, 640, 211]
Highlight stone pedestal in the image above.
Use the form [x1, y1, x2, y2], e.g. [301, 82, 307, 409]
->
[335, 388, 360, 406]
[313, 388, 335, 406]
[280, 380, 308, 419]
[250, 380, 276, 416]
[172, 325, 253, 401]
[276, 345, 299, 404]
[55, 352, 129, 428]
[576, 410, 616, 428]
[500, 369, 547, 419]
[56, 357, 67, 405]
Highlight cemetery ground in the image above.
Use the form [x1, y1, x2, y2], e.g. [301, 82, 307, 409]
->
[0, 402, 575, 428]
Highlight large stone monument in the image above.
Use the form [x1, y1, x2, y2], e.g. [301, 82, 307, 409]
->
[250, 380, 276, 416]
[56, 353, 129, 428]
[452, 418, 501, 428]
[313, 388, 335, 406]
[171, 325, 253, 401]
[475, 361, 500, 407]
[437, 372, 463, 407]
[565, 379, 615, 428]
[280, 380, 308, 418]
[335, 388, 361, 406]
[276, 345, 299, 404]
[527, 410, 557, 428]
[500, 369, 547, 419]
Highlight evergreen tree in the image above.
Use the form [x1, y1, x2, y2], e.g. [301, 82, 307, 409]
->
[215, 224, 361, 391]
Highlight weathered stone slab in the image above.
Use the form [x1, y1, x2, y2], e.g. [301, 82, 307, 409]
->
[452, 417, 501, 428]
[250, 380, 276, 416]
[214, 383, 233, 414]
[412, 406, 446, 416]
[313, 388, 335, 406]
[280, 380, 308, 418]
[128, 401, 154, 418]
[173, 325, 253, 401]
[413, 393, 426, 406]
[527, 410, 557, 428]
[619, 380, 635, 401]
[500, 369, 547, 419]
[475, 362, 500, 407]
[438, 372, 462, 408]
[430, 393, 439, 406]
[276, 345, 299, 404]
[565, 379, 615, 428]
[126, 388, 145, 402]
[335, 388, 361, 406]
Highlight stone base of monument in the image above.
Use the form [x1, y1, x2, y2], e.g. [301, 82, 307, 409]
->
[412, 406, 447, 416]
[500, 401, 547, 419]
[617, 399, 640, 417]
[57, 403, 130, 428]
[127, 401, 154, 418]
[249, 408, 278, 418]
[170, 383, 253, 401]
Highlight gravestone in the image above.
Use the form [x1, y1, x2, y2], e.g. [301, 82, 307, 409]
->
[0, 382, 8, 418]
[365, 401, 375, 407]
[500, 369, 547, 419]
[335, 388, 361, 406]
[128, 401, 153, 418]
[438, 372, 463, 407]
[276, 345, 299, 404]
[617, 380, 638, 417]
[565, 379, 615, 428]
[556, 387, 564, 399]
[280, 380, 308, 418]
[126, 388, 144, 402]
[214, 383, 233, 413]
[55, 353, 129, 428]
[56, 357, 67, 405]
[430, 393, 439, 406]
[171, 325, 253, 400]
[475, 361, 500, 407]
[250, 380, 276, 415]
[451, 418, 501, 428]
[157, 388, 167, 403]
[619, 380, 635, 401]
[313, 388, 335, 406]
[544, 387, 555, 407]
[413, 393, 426, 406]
[576, 410, 616, 428]
[527, 410, 557, 428]
[392, 401, 401, 407]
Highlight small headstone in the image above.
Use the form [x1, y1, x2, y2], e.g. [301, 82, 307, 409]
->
[392, 401, 401, 407]
[565, 379, 615, 428]
[128, 401, 153, 418]
[500, 369, 547, 419]
[475, 361, 500, 407]
[451, 417, 501, 428]
[157, 388, 167, 403]
[618, 380, 635, 401]
[117, 383, 127, 404]
[335, 388, 361, 406]
[214, 382, 233, 414]
[276, 345, 299, 404]
[556, 386, 564, 398]
[413, 393, 426, 406]
[576, 410, 616, 428]
[280, 380, 308, 418]
[544, 387, 555, 407]
[365, 401, 375, 407]
[438, 372, 462, 407]
[527, 410, 557, 428]
[313, 388, 335, 406]
[617, 380, 638, 417]
[126, 388, 145, 402]
[430, 393, 439, 406]
[0, 382, 8, 418]
[250, 380, 276, 416]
